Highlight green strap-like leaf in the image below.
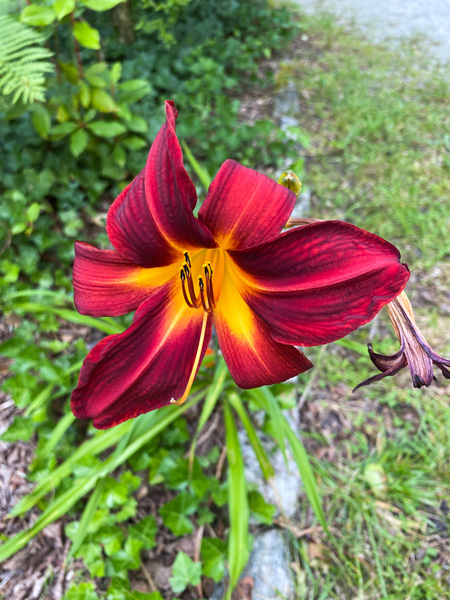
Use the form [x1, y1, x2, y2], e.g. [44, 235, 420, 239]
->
[228, 392, 274, 480]
[224, 401, 249, 597]
[283, 417, 330, 536]
[189, 355, 228, 468]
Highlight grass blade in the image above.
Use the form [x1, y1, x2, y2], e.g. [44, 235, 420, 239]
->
[228, 392, 274, 481]
[283, 417, 330, 536]
[9, 302, 124, 335]
[248, 387, 287, 461]
[224, 400, 249, 598]
[68, 478, 106, 559]
[189, 356, 228, 468]
[30, 411, 76, 470]
[181, 140, 212, 190]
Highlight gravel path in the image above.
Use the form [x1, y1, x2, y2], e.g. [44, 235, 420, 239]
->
[295, 0, 450, 62]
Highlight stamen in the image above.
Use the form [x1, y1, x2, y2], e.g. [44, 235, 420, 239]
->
[186, 271, 201, 308]
[203, 262, 216, 309]
[170, 311, 209, 406]
[183, 251, 192, 268]
[199, 277, 212, 313]
[180, 269, 195, 309]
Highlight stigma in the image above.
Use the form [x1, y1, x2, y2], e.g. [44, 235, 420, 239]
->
[180, 252, 216, 313]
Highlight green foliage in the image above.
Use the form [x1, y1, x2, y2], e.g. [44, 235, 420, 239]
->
[0, 1, 306, 597]
[0, 15, 54, 105]
[169, 551, 202, 593]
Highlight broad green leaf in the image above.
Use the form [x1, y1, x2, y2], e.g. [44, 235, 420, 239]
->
[73, 21, 100, 50]
[159, 492, 198, 536]
[21, 5, 56, 26]
[122, 135, 147, 150]
[91, 88, 118, 113]
[81, 0, 125, 11]
[26, 202, 41, 222]
[110, 62, 122, 84]
[201, 537, 227, 582]
[88, 120, 127, 138]
[85, 63, 108, 87]
[54, 0, 75, 20]
[224, 401, 249, 597]
[51, 121, 78, 136]
[248, 490, 276, 525]
[32, 105, 51, 139]
[79, 81, 91, 108]
[70, 128, 89, 157]
[128, 515, 157, 550]
[118, 79, 151, 103]
[169, 551, 202, 594]
[126, 115, 147, 133]
[228, 392, 274, 480]
[113, 144, 126, 167]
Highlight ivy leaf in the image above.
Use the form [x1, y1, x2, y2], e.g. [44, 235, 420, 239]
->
[159, 492, 198, 536]
[73, 22, 100, 50]
[201, 537, 227, 582]
[248, 490, 276, 525]
[1, 416, 34, 442]
[169, 551, 202, 594]
[62, 582, 100, 600]
[75, 542, 105, 577]
[128, 515, 157, 550]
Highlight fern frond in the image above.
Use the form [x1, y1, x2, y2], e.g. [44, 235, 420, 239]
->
[0, 15, 54, 105]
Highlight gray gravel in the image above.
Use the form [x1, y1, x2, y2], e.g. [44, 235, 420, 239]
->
[295, 0, 450, 62]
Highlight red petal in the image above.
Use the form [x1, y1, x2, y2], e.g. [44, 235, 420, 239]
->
[198, 160, 296, 250]
[71, 283, 213, 429]
[214, 264, 312, 388]
[106, 171, 179, 267]
[229, 221, 410, 346]
[73, 242, 178, 317]
[144, 101, 216, 251]
[107, 101, 215, 267]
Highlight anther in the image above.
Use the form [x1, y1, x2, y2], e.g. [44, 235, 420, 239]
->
[203, 262, 216, 309]
[183, 251, 191, 268]
[199, 276, 212, 313]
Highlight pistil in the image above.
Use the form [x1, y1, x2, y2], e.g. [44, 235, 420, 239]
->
[170, 311, 209, 406]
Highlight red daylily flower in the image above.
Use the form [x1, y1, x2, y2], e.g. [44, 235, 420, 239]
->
[355, 291, 450, 389]
[71, 100, 410, 429]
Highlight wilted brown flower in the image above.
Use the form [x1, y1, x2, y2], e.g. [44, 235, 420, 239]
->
[355, 291, 450, 390]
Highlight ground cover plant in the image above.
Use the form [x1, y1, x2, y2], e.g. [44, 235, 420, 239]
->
[1, 3, 450, 600]
[277, 12, 450, 599]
